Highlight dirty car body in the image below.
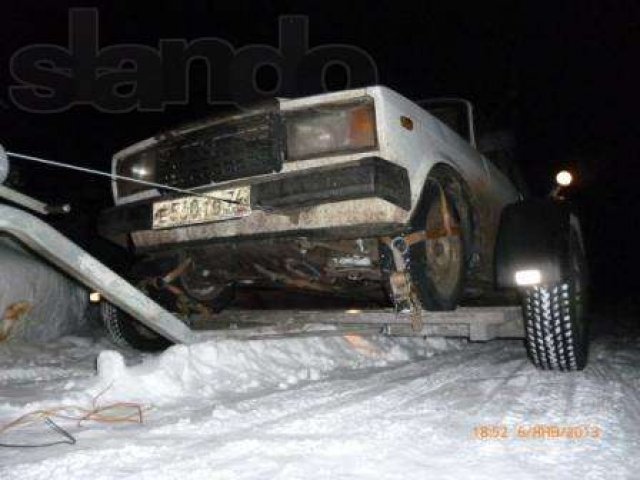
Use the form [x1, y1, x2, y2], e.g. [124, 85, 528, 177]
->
[99, 86, 520, 308]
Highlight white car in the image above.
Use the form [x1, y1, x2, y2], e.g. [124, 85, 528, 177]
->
[99, 86, 589, 371]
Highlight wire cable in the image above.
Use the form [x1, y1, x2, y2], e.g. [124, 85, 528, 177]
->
[0, 385, 150, 449]
[0, 418, 76, 448]
[6, 150, 248, 205]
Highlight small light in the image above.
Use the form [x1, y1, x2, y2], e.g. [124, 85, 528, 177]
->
[514, 269, 542, 286]
[131, 166, 149, 178]
[555, 170, 573, 187]
[89, 292, 102, 303]
[346, 309, 362, 314]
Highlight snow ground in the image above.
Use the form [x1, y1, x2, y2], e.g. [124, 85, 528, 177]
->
[0, 327, 639, 480]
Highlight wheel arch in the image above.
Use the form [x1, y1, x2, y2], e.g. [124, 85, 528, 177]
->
[494, 198, 581, 288]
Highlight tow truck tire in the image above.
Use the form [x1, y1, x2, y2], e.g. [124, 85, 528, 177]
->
[100, 302, 171, 352]
[522, 227, 589, 371]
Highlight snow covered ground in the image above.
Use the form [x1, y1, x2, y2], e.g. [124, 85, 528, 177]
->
[0, 325, 639, 479]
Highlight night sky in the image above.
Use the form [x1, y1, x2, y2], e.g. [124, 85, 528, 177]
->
[1, 0, 638, 307]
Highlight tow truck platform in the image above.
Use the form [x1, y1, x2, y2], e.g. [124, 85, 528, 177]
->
[0, 203, 524, 345]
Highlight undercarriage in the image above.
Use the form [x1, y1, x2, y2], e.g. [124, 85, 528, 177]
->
[137, 237, 388, 304]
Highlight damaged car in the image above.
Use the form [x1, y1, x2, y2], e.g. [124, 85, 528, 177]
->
[98, 86, 589, 371]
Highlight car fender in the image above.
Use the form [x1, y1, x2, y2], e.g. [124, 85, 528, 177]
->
[495, 199, 579, 288]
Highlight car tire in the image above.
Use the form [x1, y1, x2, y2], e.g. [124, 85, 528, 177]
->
[408, 177, 468, 311]
[100, 302, 172, 352]
[522, 225, 589, 371]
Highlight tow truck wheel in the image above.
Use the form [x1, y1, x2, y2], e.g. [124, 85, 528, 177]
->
[522, 226, 589, 371]
[100, 302, 172, 352]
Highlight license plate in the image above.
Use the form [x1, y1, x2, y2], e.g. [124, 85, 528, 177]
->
[152, 186, 251, 229]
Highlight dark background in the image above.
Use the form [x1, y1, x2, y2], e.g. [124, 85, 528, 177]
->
[1, 0, 638, 310]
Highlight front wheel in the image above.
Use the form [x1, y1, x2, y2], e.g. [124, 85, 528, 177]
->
[408, 177, 468, 311]
[521, 226, 589, 371]
[100, 302, 172, 352]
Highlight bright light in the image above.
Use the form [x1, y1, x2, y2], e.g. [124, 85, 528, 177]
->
[131, 166, 149, 178]
[89, 292, 102, 303]
[514, 269, 542, 286]
[555, 170, 573, 187]
[346, 309, 362, 314]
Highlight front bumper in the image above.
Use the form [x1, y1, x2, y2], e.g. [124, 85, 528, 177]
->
[99, 157, 411, 250]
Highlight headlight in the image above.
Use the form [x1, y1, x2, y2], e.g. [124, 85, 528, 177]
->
[514, 269, 542, 286]
[116, 149, 157, 198]
[285, 99, 377, 160]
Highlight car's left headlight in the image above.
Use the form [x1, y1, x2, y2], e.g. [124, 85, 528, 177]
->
[116, 149, 157, 198]
[285, 99, 377, 161]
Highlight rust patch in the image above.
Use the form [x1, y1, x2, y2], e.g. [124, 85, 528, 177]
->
[0, 301, 32, 341]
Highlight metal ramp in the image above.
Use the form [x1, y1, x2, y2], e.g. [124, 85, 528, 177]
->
[0, 203, 524, 345]
[0, 204, 196, 344]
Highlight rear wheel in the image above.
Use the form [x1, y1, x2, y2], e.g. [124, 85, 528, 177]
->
[522, 226, 589, 371]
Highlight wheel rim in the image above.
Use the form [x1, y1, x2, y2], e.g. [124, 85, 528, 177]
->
[424, 193, 462, 299]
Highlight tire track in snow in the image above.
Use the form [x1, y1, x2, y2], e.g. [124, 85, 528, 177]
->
[2, 335, 639, 479]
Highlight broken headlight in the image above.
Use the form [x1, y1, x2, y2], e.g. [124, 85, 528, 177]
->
[116, 150, 157, 198]
[285, 99, 377, 160]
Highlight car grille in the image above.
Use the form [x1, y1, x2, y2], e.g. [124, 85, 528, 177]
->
[155, 112, 284, 189]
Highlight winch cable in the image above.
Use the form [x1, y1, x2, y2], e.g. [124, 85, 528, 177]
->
[6, 150, 267, 209]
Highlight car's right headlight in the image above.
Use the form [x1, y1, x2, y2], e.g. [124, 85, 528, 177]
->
[285, 99, 377, 161]
[116, 150, 157, 198]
